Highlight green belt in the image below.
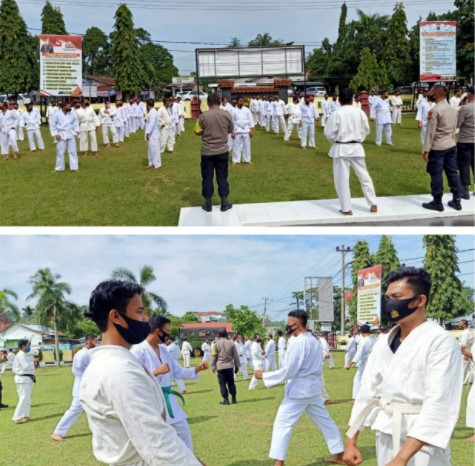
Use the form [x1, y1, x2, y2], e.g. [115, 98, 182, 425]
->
[162, 386, 185, 419]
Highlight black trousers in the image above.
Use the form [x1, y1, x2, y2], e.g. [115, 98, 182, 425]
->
[0, 380, 3, 404]
[457, 142, 474, 187]
[201, 152, 230, 198]
[426, 147, 462, 201]
[217, 368, 236, 399]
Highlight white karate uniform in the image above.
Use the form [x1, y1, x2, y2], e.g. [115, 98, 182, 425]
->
[158, 106, 174, 153]
[145, 108, 161, 168]
[466, 342, 475, 428]
[415, 93, 424, 109]
[351, 335, 375, 399]
[166, 342, 187, 392]
[220, 103, 235, 150]
[272, 99, 287, 134]
[12, 350, 35, 421]
[80, 345, 201, 465]
[459, 328, 474, 383]
[415, 100, 434, 147]
[115, 106, 126, 142]
[345, 336, 357, 367]
[319, 337, 335, 369]
[128, 103, 138, 133]
[449, 96, 460, 109]
[284, 103, 302, 141]
[348, 322, 463, 466]
[249, 98, 259, 125]
[249, 341, 265, 390]
[300, 102, 318, 148]
[137, 101, 146, 129]
[76, 106, 100, 152]
[277, 336, 287, 369]
[232, 105, 254, 164]
[390, 95, 403, 124]
[0, 109, 19, 154]
[325, 105, 377, 213]
[265, 339, 277, 371]
[321, 99, 331, 127]
[50, 110, 80, 171]
[169, 103, 180, 140]
[181, 341, 193, 368]
[53, 346, 91, 436]
[243, 340, 252, 369]
[177, 102, 185, 133]
[201, 342, 211, 363]
[258, 99, 266, 127]
[99, 105, 118, 145]
[265, 101, 273, 131]
[46, 104, 56, 121]
[234, 341, 249, 380]
[263, 332, 344, 461]
[14, 109, 24, 141]
[371, 97, 392, 145]
[131, 341, 198, 451]
[21, 109, 44, 151]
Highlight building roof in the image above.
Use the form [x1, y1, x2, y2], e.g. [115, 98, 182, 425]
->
[193, 311, 225, 316]
[0, 322, 14, 332]
[0, 322, 65, 336]
[85, 75, 115, 86]
[181, 322, 233, 331]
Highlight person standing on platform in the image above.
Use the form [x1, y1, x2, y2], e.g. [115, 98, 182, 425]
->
[300, 94, 319, 149]
[12, 339, 35, 424]
[99, 100, 119, 148]
[422, 85, 463, 212]
[390, 90, 403, 125]
[456, 86, 474, 199]
[277, 330, 287, 369]
[21, 103, 44, 152]
[371, 90, 392, 146]
[232, 96, 254, 165]
[77, 99, 100, 156]
[51, 334, 97, 441]
[324, 88, 378, 216]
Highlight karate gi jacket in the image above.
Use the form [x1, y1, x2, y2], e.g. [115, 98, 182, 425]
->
[21, 110, 41, 130]
[370, 98, 392, 124]
[50, 111, 80, 140]
[76, 107, 100, 131]
[232, 106, 254, 133]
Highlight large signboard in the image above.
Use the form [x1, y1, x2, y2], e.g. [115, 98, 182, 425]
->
[40, 35, 82, 97]
[356, 265, 382, 326]
[196, 46, 304, 78]
[317, 277, 333, 322]
[419, 21, 456, 81]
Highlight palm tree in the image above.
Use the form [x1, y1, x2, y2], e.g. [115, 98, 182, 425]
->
[227, 37, 241, 48]
[0, 288, 20, 321]
[248, 33, 283, 47]
[21, 305, 35, 322]
[291, 291, 304, 309]
[111, 265, 168, 314]
[27, 268, 72, 366]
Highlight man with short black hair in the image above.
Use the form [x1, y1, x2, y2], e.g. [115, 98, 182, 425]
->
[344, 267, 463, 466]
[80, 280, 204, 465]
[145, 98, 161, 169]
[197, 92, 234, 212]
[51, 334, 98, 441]
[255, 310, 345, 466]
[12, 339, 35, 423]
[371, 90, 392, 145]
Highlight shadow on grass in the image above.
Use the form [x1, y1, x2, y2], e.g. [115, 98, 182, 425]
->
[30, 412, 64, 422]
[187, 415, 218, 425]
[226, 461, 272, 466]
[452, 426, 474, 439]
[186, 389, 213, 395]
[66, 432, 92, 440]
[237, 397, 275, 404]
[32, 403, 58, 408]
[326, 398, 354, 405]
[302, 446, 376, 465]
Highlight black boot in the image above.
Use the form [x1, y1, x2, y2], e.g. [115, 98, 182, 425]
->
[220, 196, 233, 212]
[201, 197, 212, 212]
[220, 398, 230, 405]
[422, 200, 444, 212]
[448, 197, 462, 211]
[231, 395, 237, 404]
[460, 186, 470, 200]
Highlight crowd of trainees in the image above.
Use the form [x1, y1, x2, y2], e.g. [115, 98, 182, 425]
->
[3, 268, 474, 466]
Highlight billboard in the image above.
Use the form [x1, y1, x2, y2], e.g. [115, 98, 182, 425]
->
[345, 290, 354, 321]
[196, 46, 304, 78]
[40, 35, 82, 97]
[356, 265, 382, 326]
[419, 21, 456, 81]
[317, 277, 333, 322]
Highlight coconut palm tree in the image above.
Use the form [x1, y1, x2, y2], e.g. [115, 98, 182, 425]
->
[27, 268, 72, 366]
[248, 33, 283, 47]
[111, 265, 168, 314]
[0, 288, 20, 321]
[227, 37, 241, 48]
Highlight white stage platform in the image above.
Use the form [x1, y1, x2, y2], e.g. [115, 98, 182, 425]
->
[178, 193, 475, 227]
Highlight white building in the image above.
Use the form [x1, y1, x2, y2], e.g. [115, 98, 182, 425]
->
[0, 321, 66, 349]
[192, 311, 226, 323]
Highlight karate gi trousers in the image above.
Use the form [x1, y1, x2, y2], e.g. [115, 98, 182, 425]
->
[236, 356, 248, 380]
[116, 125, 125, 142]
[284, 119, 301, 142]
[79, 130, 98, 152]
[252, 111, 259, 126]
[55, 138, 79, 171]
[321, 372, 329, 402]
[202, 353, 211, 363]
[344, 351, 356, 367]
[333, 157, 377, 212]
[300, 123, 315, 148]
[467, 381, 475, 428]
[12, 382, 33, 421]
[375, 123, 392, 145]
[232, 133, 251, 163]
[260, 113, 267, 128]
[102, 123, 118, 145]
[269, 395, 344, 461]
[278, 351, 285, 369]
[326, 354, 335, 369]
[249, 360, 264, 390]
[266, 116, 272, 132]
[352, 364, 366, 399]
[174, 377, 187, 392]
[124, 121, 130, 137]
[392, 108, 402, 124]
[272, 115, 287, 134]
[265, 356, 277, 372]
[138, 116, 145, 130]
[179, 118, 185, 133]
[54, 396, 83, 436]
[172, 418, 193, 451]
[147, 139, 161, 168]
[26, 129, 45, 151]
[182, 353, 191, 368]
[160, 126, 174, 153]
[17, 126, 24, 141]
[2, 129, 19, 154]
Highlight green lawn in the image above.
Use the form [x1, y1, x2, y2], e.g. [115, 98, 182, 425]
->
[0, 353, 472, 466]
[0, 114, 451, 226]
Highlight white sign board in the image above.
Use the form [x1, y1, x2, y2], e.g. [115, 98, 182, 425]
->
[196, 46, 304, 78]
[317, 277, 333, 322]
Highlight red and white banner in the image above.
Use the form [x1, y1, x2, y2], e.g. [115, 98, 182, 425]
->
[40, 35, 82, 97]
[419, 21, 456, 81]
[356, 265, 382, 326]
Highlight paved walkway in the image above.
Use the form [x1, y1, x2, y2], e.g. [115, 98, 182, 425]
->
[178, 193, 475, 227]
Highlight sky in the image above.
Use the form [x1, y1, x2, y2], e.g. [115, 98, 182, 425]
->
[0, 233, 473, 321]
[17, 0, 456, 74]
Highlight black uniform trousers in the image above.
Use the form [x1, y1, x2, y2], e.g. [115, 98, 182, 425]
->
[217, 367, 236, 400]
[201, 152, 230, 198]
[457, 142, 474, 187]
[426, 146, 462, 201]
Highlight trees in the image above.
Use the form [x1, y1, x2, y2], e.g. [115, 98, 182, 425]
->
[83, 27, 110, 76]
[27, 268, 73, 366]
[111, 264, 168, 314]
[248, 33, 283, 47]
[139, 41, 178, 89]
[0, 288, 20, 321]
[423, 235, 471, 323]
[349, 48, 390, 92]
[227, 37, 241, 48]
[0, 0, 36, 94]
[373, 236, 401, 293]
[41, 0, 67, 35]
[110, 4, 144, 96]
[224, 304, 263, 337]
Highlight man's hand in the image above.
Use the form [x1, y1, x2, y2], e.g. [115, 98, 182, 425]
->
[417, 122, 422, 129]
[298, 122, 302, 128]
[234, 367, 239, 374]
[231, 132, 236, 139]
[195, 361, 208, 373]
[146, 134, 151, 141]
[254, 369, 263, 379]
[249, 129, 254, 138]
[153, 363, 170, 376]
[345, 365, 352, 370]
[55, 135, 61, 141]
[422, 151, 430, 162]
[385, 458, 407, 466]
[343, 444, 363, 465]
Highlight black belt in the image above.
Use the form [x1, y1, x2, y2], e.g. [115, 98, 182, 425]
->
[335, 141, 361, 144]
[19, 374, 36, 383]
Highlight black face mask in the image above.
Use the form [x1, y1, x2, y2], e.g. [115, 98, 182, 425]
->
[157, 329, 170, 343]
[114, 313, 151, 345]
[285, 324, 297, 336]
[385, 296, 420, 322]
[256, 338, 262, 343]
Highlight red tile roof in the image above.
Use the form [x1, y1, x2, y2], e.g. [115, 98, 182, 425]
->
[181, 322, 233, 331]
[193, 311, 225, 316]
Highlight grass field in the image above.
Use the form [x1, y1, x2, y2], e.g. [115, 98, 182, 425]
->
[0, 353, 472, 466]
[0, 114, 451, 226]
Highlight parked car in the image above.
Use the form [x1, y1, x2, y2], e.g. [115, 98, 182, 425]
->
[0, 93, 31, 105]
[304, 86, 327, 97]
[179, 90, 208, 101]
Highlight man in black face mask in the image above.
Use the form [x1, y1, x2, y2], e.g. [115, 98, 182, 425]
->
[131, 315, 208, 452]
[344, 267, 463, 466]
[80, 280, 205, 466]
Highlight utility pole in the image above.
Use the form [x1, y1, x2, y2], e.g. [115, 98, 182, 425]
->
[262, 297, 270, 327]
[336, 245, 353, 336]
